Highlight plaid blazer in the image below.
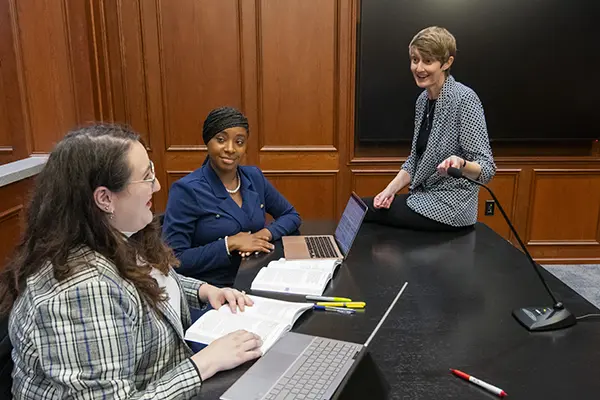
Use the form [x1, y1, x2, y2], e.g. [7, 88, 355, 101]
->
[402, 75, 496, 227]
[10, 246, 206, 399]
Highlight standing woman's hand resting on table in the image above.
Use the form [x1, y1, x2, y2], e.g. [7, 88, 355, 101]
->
[228, 229, 274, 258]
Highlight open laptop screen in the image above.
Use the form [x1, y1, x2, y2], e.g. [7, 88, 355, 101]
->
[334, 193, 368, 256]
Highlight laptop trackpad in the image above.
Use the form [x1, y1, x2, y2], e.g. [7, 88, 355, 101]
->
[221, 352, 302, 400]
[250, 350, 298, 378]
[221, 333, 314, 400]
[251, 332, 314, 377]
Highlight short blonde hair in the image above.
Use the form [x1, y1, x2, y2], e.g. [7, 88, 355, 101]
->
[409, 26, 457, 75]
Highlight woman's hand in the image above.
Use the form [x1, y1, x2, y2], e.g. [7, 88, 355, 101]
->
[373, 187, 396, 209]
[198, 284, 254, 313]
[228, 230, 274, 257]
[191, 330, 262, 381]
[437, 155, 465, 176]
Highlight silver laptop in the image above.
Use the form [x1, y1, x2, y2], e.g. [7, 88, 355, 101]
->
[220, 282, 408, 400]
[282, 192, 368, 260]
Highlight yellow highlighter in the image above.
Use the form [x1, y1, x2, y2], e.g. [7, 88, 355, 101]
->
[315, 302, 366, 309]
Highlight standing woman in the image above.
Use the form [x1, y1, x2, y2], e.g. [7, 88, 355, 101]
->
[0, 124, 262, 399]
[163, 107, 301, 287]
[365, 26, 496, 230]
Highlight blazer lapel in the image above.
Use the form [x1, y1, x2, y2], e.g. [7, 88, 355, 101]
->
[407, 94, 427, 184]
[156, 297, 185, 342]
[204, 162, 248, 229]
[99, 253, 190, 344]
[411, 76, 457, 189]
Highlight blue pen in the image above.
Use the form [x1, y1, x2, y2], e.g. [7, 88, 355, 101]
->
[313, 305, 355, 315]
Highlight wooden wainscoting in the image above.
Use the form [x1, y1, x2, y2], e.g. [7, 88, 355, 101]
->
[349, 163, 600, 263]
[263, 171, 339, 220]
[0, 178, 32, 270]
[166, 172, 190, 193]
[350, 169, 403, 198]
[164, 169, 339, 222]
[526, 169, 600, 263]
[476, 169, 521, 240]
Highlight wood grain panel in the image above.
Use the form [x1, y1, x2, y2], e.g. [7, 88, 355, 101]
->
[477, 170, 520, 240]
[0, 71, 11, 152]
[0, 205, 23, 270]
[259, 151, 339, 171]
[100, 0, 150, 146]
[528, 170, 600, 243]
[351, 170, 405, 198]
[0, 0, 29, 164]
[63, 0, 96, 124]
[15, 0, 78, 152]
[259, 0, 336, 148]
[263, 172, 337, 220]
[0, 0, 12, 152]
[166, 171, 189, 192]
[0, 178, 32, 270]
[159, 0, 242, 149]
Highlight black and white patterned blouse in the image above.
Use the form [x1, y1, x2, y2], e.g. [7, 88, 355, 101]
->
[401, 75, 496, 227]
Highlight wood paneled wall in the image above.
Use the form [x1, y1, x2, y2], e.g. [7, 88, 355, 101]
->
[93, 0, 355, 221]
[0, 178, 32, 269]
[1, 0, 599, 264]
[0, 0, 97, 163]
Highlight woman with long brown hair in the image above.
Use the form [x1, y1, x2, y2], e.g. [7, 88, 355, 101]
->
[0, 124, 261, 399]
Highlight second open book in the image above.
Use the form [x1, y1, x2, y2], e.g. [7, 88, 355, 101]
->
[184, 295, 313, 353]
[250, 258, 342, 296]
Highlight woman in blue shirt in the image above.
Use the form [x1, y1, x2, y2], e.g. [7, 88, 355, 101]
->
[163, 107, 301, 287]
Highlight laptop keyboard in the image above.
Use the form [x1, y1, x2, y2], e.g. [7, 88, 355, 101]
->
[305, 236, 338, 258]
[264, 337, 360, 400]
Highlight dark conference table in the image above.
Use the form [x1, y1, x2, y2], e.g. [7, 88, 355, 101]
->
[197, 221, 600, 399]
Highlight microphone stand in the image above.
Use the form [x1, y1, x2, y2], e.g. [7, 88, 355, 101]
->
[447, 167, 576, 331]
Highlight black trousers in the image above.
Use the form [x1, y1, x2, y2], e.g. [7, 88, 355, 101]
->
[362, 194, 470, 232]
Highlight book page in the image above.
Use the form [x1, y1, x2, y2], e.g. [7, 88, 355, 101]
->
[184, 308, 287, 353]
[251, 267, 330, 296]
[228, 295, 312, 326]
[268, 258, 341, 274]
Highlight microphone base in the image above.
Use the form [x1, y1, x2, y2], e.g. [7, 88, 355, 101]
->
[512, 305, 576, 332]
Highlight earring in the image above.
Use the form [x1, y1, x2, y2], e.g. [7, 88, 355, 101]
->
[104, 205, 114, 220]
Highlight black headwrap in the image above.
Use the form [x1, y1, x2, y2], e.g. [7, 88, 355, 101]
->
[202, 106, 249, 145]
[202, 107, 249, 166]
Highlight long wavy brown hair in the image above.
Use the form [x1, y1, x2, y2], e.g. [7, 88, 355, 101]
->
[0, 124, 179, 314]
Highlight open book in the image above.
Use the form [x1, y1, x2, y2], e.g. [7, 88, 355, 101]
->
[184, 295, 313, 353]
[250, 258, 342, 296]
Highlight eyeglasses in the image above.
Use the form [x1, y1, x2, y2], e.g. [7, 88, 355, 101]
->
[130, 160, 156, 188]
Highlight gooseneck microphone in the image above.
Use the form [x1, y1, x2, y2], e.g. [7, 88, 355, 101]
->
[447, 167, 576, 331]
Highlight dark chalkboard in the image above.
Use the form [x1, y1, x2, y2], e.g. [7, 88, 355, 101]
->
[356, 0, 600, 142]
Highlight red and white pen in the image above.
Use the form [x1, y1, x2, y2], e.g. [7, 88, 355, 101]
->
[450, 369, 507, 397]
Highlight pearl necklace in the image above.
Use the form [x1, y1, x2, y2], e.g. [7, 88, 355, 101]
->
[226, 172, 241, 194]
